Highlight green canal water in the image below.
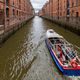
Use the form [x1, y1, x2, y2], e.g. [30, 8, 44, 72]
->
[0, 16, 80, 80]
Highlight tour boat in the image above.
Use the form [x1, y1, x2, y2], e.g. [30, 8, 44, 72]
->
[45, 29, 80, 76]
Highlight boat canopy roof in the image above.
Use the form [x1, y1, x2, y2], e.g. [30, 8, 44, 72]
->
[46, 29, 63, 39]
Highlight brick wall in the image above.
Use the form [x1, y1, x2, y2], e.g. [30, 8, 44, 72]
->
[0, 1, 4, 25]
[4, 0, 34, 31]
[39, 0, 80, 34]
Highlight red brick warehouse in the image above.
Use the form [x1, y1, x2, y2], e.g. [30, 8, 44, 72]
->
[39, 0, 80, 35]
[0, 0, 34, 43]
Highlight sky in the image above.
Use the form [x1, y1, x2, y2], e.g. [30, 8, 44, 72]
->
[30, 0, 49, 13]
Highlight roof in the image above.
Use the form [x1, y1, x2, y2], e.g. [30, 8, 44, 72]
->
[46, 29, 63, 38]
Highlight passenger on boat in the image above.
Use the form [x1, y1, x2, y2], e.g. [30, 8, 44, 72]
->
[57, 45, 66, 64]
[70, 59, 78, 68]
[56, 39, 61, 44]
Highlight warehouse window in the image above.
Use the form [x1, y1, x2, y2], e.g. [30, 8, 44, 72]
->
[6, 8, 9, 17]
[72, 2, 74, 7]
[76, 12, 79, 17]
[67, 0, 70, 8]
[19, 0, 21, 3]
[67, 9, 70, 15]
[79, 0, 80, 5]
[13, 1, 14, 5]
[76, 0, 78, 6]
[6, 0, 9, 6]
[17, 10, 18, 16]
[19, 0, 21, 9]
[71, 10, 74, 20]
[13, 9, 15, 16]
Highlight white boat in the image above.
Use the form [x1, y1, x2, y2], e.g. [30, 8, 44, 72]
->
[45, 29, 80, 76]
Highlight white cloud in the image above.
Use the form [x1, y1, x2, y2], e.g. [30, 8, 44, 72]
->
[30, 0, 49, 12]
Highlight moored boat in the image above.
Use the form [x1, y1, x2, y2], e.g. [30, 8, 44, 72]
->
[45, 29, 80, 76]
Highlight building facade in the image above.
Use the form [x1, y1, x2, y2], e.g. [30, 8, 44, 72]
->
[39, 0, 80, 35]
[0, 0, 34, 43]
[0, 0, 4, 25]
[69, 0, 80, 23]
[5, 0, 34, 31]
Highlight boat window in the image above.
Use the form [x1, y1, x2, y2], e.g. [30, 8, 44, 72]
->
[49, 31, 54, 33]
[56, 40, 61, 44]
[72, 52, 76, 57]
[67, 52, 76, 59]
[53, 37, 58, 40]
[49, 38, 70, 46]
[49, 38, 54, 44]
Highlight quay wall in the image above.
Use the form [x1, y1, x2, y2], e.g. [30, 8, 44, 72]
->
[0, 16, 34, 44]
[41, 15, 80, 35]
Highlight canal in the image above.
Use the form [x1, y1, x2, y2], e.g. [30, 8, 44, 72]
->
[0, 16, 80, 80]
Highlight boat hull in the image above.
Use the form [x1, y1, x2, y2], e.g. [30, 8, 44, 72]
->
[45, 38, 80, 76]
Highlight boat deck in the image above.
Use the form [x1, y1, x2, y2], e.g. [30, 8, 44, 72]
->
[48, 38, 80, 67]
